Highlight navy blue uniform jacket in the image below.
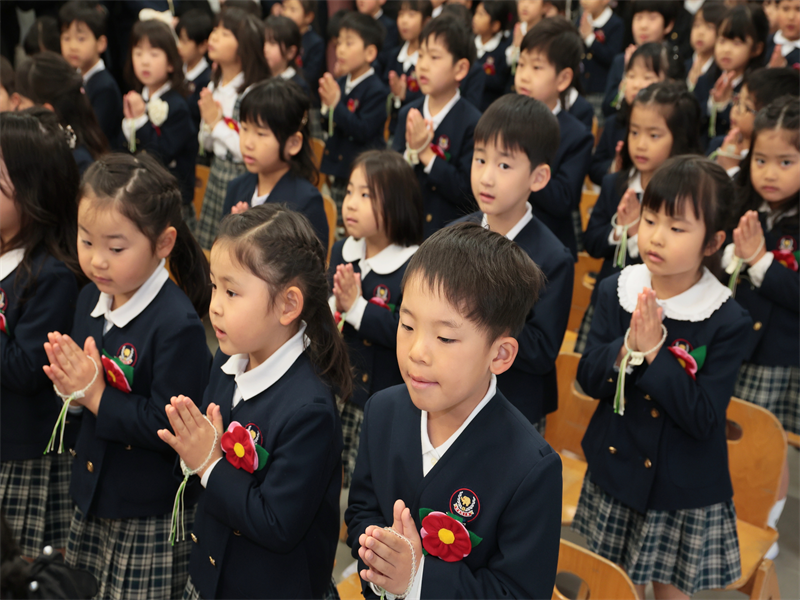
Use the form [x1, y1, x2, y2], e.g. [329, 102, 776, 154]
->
[477, 37, 512, 112]
[68, 280, 211, 518]
[84, 67, 123, 149]
[457, 212, 574, 423]
[301, 28, 326, 106]
[460, 61, 486, 109]
[392, 96, 481, 238]
[578, 271, 752, 513]
[569, 93, 595, 131]
[1, 253, 79, 461]
[320, 73, 388, 180]
[345, 384, 562, 599]
[187, 64, 212, 132]
[765, 33, 800, 68]
[221, 171, 328, 251]
[581, 12, 625, 94]
[188, 350, 342, 599]
[601, 53, 625, 118]
[375, 14, 399, 74]
[530, 109, 593, 259]
[383, 48, 423, 135]
[588, 111, 625, 185]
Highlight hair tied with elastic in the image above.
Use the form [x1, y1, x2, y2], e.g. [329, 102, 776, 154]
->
[61, 124, 77, 149]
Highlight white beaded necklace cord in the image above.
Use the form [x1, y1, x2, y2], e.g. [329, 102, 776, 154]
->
[45, 356, 99, 454]
[375, 527, 418, 600]
[613, 324, 668, 415]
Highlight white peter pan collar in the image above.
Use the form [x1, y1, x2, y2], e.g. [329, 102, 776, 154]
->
[0, 249, 25, 281]
[774, 31, 800, 56]
[341, 237, 418, 276]
[90, 259, 169, 329]
[396, 41, 419, 73]
[345, 68, 375, 95]
[142, 81, 171, 102]
[617, 263, 731, 322]
[279, 66, 297, 80]
[475, 32, 504, 59]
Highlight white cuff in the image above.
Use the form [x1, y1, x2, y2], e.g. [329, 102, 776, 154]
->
[344, 295, 369, 331]
[608, 226, 621, 246]
[200, 457, 223, 487]
[393, 96, 402, 109]
[121, 114, 149, 141]
[746, 251, 774, 288]
[321, 104, 330, 116]
[627, 233, 639, 258]
[506, 44, 519, 67]
[423, 155, 436, 174]
[726, 166, 740, 179]
[584, 33, 596, 47]
[721, 242, 736, 270]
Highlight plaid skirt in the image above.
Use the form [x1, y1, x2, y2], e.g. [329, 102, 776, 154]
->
[66, 505, 194, 600]
[194, 157, 247, 250]
[183, 574, 340, 598]
[572, 473, 741, 595]
[341, 402, 364, 489]
[182, 203, 198, 235]
[734, 363, 799, 435]
[574, 303, 595, 354]
[0, 453, 73, 556]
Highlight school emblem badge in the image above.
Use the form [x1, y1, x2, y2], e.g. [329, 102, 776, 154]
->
[483, 56, 496, 76]
[117, 343, 137, 366]
[407, 70, 420, 92]
[369, 285, 395, 311]
[778, 236, 796, 252]
[438, 135, 450, 151]
[245, 423, 263, 446]
[450, 488, 480, 522]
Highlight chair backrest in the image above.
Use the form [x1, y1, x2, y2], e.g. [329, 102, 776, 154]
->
[322, 194, 337, 264]
[310, 138, 328, 192]
[193, 165, 211, 219]
[568, 253, 602, 332]
[726, 397, 787, 528]
[553, 539, 638, 600]
[591, 116, 599, 147]
[579, 188, 599, 231]
[545, 352, 599, 460]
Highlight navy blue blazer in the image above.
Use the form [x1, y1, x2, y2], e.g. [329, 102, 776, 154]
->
[706, 134, 725, 157]
[589, 111, 625, 185]
[601, 53, 625, 118]
[1, 253, 79, 461]
[345, 384, 562, 599]
[221, 171, 328, 251]
[375, 14, 399, 74]
[578, 272, 752, 513]
[529, 109, 593, 259]
[286, 68, 311, 97]
[383, 48, 423, 135]
[725, 213, 799, 367]
[84, 67, 123, 150]
[187, 64, 212, 133]
[392, 96, 481, 238]
[73, 145, 94, 177]
[457, 213, 574, 423]
[694, 69, 742, 149]
[129, 89, 198, 207]
[477, 37, 512, 112]
[765, 32, 800, 68]
[301, 28, 326, 106]
[581, 12, 625, 94]
[68, 280, 211, 519]
[460, 61, 486, 109]
[320, 73, 389, 180]
[189, 350, 342, 599]
[328, 240, 412, 408]
[569, 92, 595, 131]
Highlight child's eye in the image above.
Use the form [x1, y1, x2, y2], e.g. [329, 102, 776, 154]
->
[438, 336, 455, 344]
[499, 163, 510, 170]
[781, 160, 794, 167]
[226, 289, 237, 298]
[210, 282, 217, 290]
[474, 157, 485, 165]
[400, 323, 413, 331]
[644, 218, 655, 225]
[110, 248, 124, 254]
[755, 158, 766, 166]
[671, 227, 684, 233]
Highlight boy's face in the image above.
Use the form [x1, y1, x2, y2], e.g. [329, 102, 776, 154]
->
[177, 29, 208, 68]
[283, 0, 313, 29]
[632, 11, 670, 45]
[777, 0, 800, 40]
[580, 0, 608, 18]
[335, 29, 376, 77]
[417, 35, 469, 97]
[730, 84, 756, 138]
[690, 12, 717, 55]
[517, 0, 545, 26]
[356, 0, 385, 17]
[397, 273, 516, 421]
[60, 21, 106, 73]
[514, 48, 571, 111]
[397, 8, 425, 43]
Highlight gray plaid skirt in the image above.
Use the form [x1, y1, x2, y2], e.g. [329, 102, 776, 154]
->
[574, 303, 595, 354]
[194, 157, 247, 250]
[341, 402, 364, 490]
[183, 574, 340, 598]
[0, 453, 73, 556]
[572, 472, 741, 595]
[66, 505, 194, 600]
[734, 363, 799, 435]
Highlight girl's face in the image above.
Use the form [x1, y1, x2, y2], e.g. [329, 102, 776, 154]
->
[0, 160, 20, 246]
[397, 8, 424, 42]
[472, 3, 497, 38]
[132, 37, 173, 89]
[714, 34, 757, 73]
[263, 39, 288, 72]
[624, 59, 664, 105]
[730, 84, 756, 138]
[777, 0, 800, 41]
[343, 165, 383, 241]
[240, 118, 286, 175]
[628, 104, 674, 176]
[517, 0, 545, 26]
[691, 12, 718, 55]
[208, 24, 239, 65]
[750, 128, 800, 206]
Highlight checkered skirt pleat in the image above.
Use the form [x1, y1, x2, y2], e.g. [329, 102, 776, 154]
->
[734, 363, 799, 435]
[572, 473, 741, 595]
[573, 303, 595, 354]
[183, 574, 340, 599]
[340, 402, 364, 489]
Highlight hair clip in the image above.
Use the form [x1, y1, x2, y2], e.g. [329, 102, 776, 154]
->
[61, 124, 77, 149]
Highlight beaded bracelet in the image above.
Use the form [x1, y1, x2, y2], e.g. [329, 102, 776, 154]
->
[45, 356, 99, 454]
[375, 527, 418, 600]
[727, 237, 765, 295]
[613, 325, 667, 415]
[611, 213, 640, 269]
[406, 131, 434, 166]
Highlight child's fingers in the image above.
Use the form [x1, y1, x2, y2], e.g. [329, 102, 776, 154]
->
[391, 499, 404, 533]
[207, 403, 224, 434]
[157, 428, 179, 449]
[401, 508, 420, 543]
[180, 397, 207, 430]
[165, 405, 190, 440]
[370, 528, 405, 556]
[362, 544, 397, 577]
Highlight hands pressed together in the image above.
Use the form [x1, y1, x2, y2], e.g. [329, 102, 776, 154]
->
[332, 264, 362, 313]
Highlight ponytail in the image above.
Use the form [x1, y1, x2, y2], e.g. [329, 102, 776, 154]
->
[169, 219, 212, 317]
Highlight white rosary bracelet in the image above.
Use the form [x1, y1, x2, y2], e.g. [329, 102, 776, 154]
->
[46, 356, 99, 454]
[375, 527, 417, 600]
[614, 325, 668, 415]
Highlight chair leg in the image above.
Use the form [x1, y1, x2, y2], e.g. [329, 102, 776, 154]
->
[739, 559, 781, 600]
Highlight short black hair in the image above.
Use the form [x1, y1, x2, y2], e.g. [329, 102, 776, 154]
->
[399, 0, 434, 19]
[440, 3, 473, 28]
[24, 16, 61, 55]
[58, 1, 107, 39]
[0, 56, 14, 95]
[474, 94, 560, 169]
[630, 1, 678, 26]
[697, 0, 727, 30]
[176, 9, 214, 45]
[222, 0, 262, 18]
[718, 4, 769, 71]
[402, 222, 545, 340]
[337, 12, 385, 53]
[744, 67, 800, 112]
[479, 0, 516, 32]
[421, 14, 476, 66]
[327, 9, 350, 39]
[520, 17, 582, 83]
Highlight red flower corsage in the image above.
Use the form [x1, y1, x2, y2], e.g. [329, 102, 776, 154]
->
[419, 510, 482, 562]
[407, 74, 419, 92]
[101, 350, 133, 393]
[772, 249, 799, 272]
[347, 98, 360, 113]
[221, 421, 269, 473]
[0, 312, 7, 335]
[483, 61, 496, 76]
[223, 117, 239, 133]
[667, 345, 706, 381]
[595, 30, 606, 44]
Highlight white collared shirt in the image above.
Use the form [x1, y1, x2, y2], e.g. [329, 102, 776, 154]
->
[345, 67, 375, 95]
[90, 259, 170, 333]
[200, 71, 245, 160]
[184, 56, 210, 82]
[396, 41, 419, 73]
[475, 32, 504, 59]
[279, 66, 298, 81]
[0, 248, 25, 281]
[432, 4, 443, 17]
[251, 185, 269, 207]
[411, 90, 462, 174]
[122, 82, 173, 142]
[81, 58, 105, 84]
[481, 202, 533, 241]
[564, 87, 579, 112]
[608, 170, 643, 258]
[685, 0, 705, 14]
[552, 99, 562, 115]
[774, 30, 800, 56]
[583, 6, 614, 46]
[373, 8, 383, 20]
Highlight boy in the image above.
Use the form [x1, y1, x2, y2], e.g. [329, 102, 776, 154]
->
[283, 0, 325, 106]
[58, 0, 122, 148]
[319, 12, 388, 205]
[686, 2, 727, 91]
[506, 0, 564, 70]
[357, 0, 400, 72]
[515, 19, 593, 259]
[441, 3, 485, 109]
[458, 95, 574, 428]
[345, 222, 561, 599]
[176, 9, 213, 132]
[578, 0, 624, 100]
[391, 16, 482, 238]
[765, 0, 800, 68]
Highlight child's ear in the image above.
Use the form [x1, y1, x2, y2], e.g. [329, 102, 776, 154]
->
[279, 285, 305, 325]
[489, 335, 518, 376]
[365, 43, 379, 64]
[704, 230, 727, 256]
[453, 57, 470, 83]
[156, 226, 178, 259]
[286, 44, 299, 62]
[529, 163, 551, 193]
[750, 41, 764, 58]
[96, 34, 108, 55]
[198, 40, 209, 55]
[664, 20, 674, 35]
[284, 131, 303, 158]
[555, 66, 573, 94]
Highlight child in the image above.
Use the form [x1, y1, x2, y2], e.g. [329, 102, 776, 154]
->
[195, 8, 271, 250]
[345, 222, 561, 599]
[460, 94, 574, 429]
[159, 204, 349, 599]
[765, 0, 800, 68]
[0, 111, 82, 559]
[319, 12, 388, 207]
[440, 4, 486, 110]
[221, 78, 328, 249]
[23, 15, 62, 55]
[328, 150, 423, 486]
[357, 0, 400, 73]
[176, 9, 214, 132]
[263, 15, 311, 96]
[725, 96, 799, 559]
[0, 56, 14, 112]
[385, 0, 433, 136]
[282, 0, 325, 107]
[578, 82, 703, 353]
[124, 20, 199, 227]
[42, 153, 211, 599]
[685, 2, 727, 92]
[471, 1, 513, 112]
[578, 0, 624, 108]
[391, 15, 482, 238]
[547, 17, 595, 131]
[573, 156, 752, 598]
[506, 0, 562, 71]
[58, 1, 123, 150]
[515, 19, 594, 258]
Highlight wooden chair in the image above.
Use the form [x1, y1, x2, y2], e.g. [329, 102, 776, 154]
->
[591, 117, 600, 149]
[553, 539, 638, 600]
[567, 252, 602, 333]
[579, 188, 599, 231]
[337, 573, 363, 600]
[787, 431, 800, 449]
[310, 138, 328, 192]
[193, 165, 211, 219]
[323, 194, 337, 265]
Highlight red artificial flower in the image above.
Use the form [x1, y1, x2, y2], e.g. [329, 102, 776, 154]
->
[347, 98, 360, 113]
[772, 250, 799, 272]
[407, 74, 419, 92]
[483, 62, 496, 76]
[420, 511, 473, 562]
[368, 297, 390, 310]
[221, 421, 258, 473]
[101, 355, 132, 392]
[667, 346, 698, 380]
[223, 117, 239, 133]
[595, 30, 606, 44]
[0, 312, 6, 335]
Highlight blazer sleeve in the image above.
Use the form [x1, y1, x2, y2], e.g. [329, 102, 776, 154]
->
[130, 97, 195, 166]
[303, 36, 326, 87]
[426, 118, 477, 213]
[583, 176, 618, 260]
[332, 85, 388, 144]
[755, 260, 800, 314]
[391, 106, 409, 153]
[93, 83, 123, 144]
[221, 178, 241, 218]
[602, 56, 624, 117]
[297, 190, 329, 252]
[358, 301, 401, 349]
[529, 128, 593, 219]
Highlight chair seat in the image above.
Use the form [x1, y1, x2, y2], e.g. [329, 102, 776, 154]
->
[337, 572, 363, 600]
[726, 520, 778, 590]
[560, 452, 588, 525]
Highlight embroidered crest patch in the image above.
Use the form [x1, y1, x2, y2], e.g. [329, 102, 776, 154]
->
[778, 235, 796, 252]
[245, 423, 263, 446]
[117, 343, 137, 366]
[438, 135, 450, 151]
[369, 285, 395, 311]
[450, 488, 480, 522]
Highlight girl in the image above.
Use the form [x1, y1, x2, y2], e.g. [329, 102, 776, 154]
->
[385, 0, 432, 136]
[694, 4, 769, 144]
[221, 78, 328, 251]
[13, 51, 108, 175]
[42, 154, 212, 600]
[578, 82, 702, 353]
[328, 150, 424, 486]
[473, 0, 513, 112]
[0, 111, 83, 559]
[685, 2, 726, 92]
[724, 96, 799, 559]
[195, 8, 271, 250]
[124, 20, 199, 228]
[263, 15, 311, 96]
[573, 156, 752, 599]
[158, 204, 350, 599]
